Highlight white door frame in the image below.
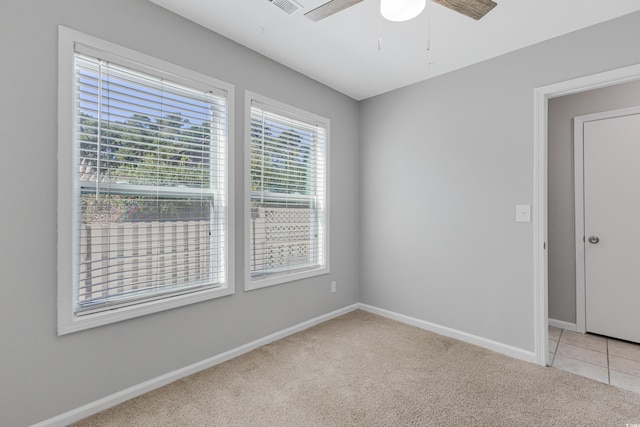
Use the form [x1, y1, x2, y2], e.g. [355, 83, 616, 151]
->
[533, 64, 640, 366]
[573, 106, 640, 335]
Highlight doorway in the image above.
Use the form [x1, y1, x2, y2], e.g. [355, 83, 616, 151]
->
[533, 63, 640, 367]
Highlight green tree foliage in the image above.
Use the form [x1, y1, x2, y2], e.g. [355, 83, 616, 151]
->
[78, 112, 212, 223]
[79, 112, 210, 187]
[250, 124, 311, 196]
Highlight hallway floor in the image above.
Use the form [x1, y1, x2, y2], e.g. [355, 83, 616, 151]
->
[549, 326, 640, 393]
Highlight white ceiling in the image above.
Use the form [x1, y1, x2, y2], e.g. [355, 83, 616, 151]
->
[150, 0, 640, 100]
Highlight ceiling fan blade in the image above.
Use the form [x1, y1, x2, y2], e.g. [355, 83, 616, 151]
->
[432, 0, 497, 20]
[305, 0, 365, 22]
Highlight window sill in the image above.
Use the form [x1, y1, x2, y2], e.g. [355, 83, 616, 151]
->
[245, 266, 329, 291]
[57, 284, 234, 335]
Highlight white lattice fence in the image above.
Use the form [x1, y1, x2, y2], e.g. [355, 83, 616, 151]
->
[78, 220, 212, 303]
[252, 206, 313, 273]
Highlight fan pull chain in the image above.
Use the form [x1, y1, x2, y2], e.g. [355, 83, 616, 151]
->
[378, 1, 383, 51]
[426, 0, 431, 51]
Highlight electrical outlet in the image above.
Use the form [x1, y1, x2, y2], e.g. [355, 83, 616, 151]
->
[331, 281, 337, 293]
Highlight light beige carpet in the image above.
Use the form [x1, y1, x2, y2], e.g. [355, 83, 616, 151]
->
[74, 310, 640, 426]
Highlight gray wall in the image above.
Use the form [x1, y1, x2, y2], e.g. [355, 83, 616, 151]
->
[359, 11, 640, 352]
[548, 80, 640, 324]
[0, 1, 360, 425]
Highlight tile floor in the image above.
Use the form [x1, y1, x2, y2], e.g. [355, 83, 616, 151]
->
[549, 326, 640, 393]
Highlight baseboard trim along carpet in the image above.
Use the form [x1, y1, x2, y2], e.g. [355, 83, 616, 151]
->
[357, 304, 537, 364]
[32, 304, 360, 427]
[34, 303, 537, 426]
[548, 318, 577, 332]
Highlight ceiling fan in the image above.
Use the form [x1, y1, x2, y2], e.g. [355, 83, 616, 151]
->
[305, 0, 497, 22]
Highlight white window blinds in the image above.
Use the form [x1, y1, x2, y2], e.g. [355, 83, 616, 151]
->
[248, 98, 328, 287]
[73, 45, 229, 314]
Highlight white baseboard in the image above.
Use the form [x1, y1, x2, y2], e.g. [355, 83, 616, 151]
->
[357, 303, 537, 364]
[548, 318, 577, 332]
[34, 303, 540, 426]
[32, 304, 359, 427]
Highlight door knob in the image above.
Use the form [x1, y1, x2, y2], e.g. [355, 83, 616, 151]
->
[588, 236, 600, 244]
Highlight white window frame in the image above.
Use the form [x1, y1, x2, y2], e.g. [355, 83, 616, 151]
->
[57, 26, 235, 335]
[244, 91, 330, 290]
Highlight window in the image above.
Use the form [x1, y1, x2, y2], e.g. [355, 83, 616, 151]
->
[245, 92, 329, 290]
[57, 27, 234, 334]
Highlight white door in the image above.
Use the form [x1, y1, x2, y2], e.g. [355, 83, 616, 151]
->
[583, 111, 640, 343]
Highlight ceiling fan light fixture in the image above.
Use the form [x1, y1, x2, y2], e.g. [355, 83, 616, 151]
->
[380, 0, 426, 22]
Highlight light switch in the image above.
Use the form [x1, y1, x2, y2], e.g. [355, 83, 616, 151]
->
[516, 204, 531, 223]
